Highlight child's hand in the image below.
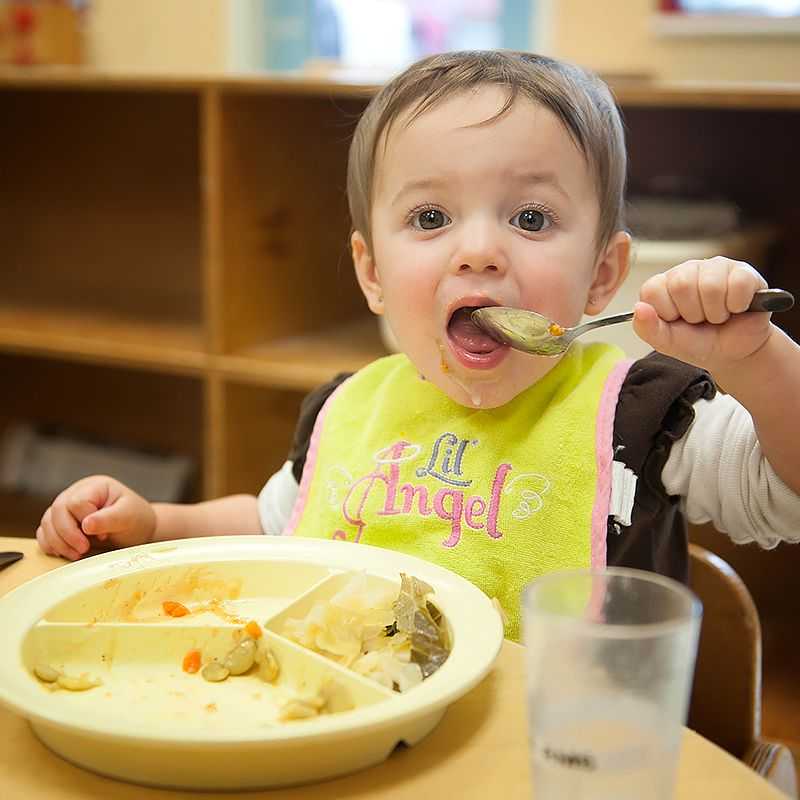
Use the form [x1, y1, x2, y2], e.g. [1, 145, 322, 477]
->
[633, 257, 773, 373]
[36, 476, 156, 561]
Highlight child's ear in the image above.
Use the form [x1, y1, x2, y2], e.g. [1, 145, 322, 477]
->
[585, 231, 631, 315]
[351, 230, 384, 315]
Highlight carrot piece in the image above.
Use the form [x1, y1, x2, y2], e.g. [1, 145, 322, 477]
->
[163, 600, 190, 617]
[182, 649, 201, 674]
[245, 620, 263, 639]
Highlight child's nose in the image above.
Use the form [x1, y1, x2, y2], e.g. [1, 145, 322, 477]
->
[452, 223, 507, 275]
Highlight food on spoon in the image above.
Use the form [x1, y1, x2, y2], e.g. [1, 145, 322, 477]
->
[245, 620, 263, 639]
[283, 572, 450, 692]
[547, 322, 565, 337]
[162, 600, 190, 618]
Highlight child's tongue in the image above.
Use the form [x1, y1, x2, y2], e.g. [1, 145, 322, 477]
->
[447, 307, 501, 353]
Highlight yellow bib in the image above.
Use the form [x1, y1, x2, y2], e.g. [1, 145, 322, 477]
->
[287, 344, 631, 640]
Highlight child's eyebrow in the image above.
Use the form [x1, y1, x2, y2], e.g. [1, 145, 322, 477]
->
[390, 172, 571, 209]
[509, 171, 571, 202]
[390, 177, 448, 208]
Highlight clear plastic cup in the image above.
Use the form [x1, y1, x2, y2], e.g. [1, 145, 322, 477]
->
[522, 567, 702, 800]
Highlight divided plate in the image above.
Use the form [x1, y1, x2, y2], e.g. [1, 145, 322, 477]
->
[0, 536, 503, 789]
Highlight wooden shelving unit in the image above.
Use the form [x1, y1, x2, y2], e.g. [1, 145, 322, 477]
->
[1, 67, 799, 756]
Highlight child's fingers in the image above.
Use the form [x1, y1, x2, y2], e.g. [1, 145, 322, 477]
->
[63, 494, 102, 526]
[639, 273, 680, 322]
[632, 301, 703, 359]
[727, 262, 768, 314]
[664, 261, 705, 324]
[82, 497, 137, 537]
[633, 302, 671, 350]
[696, 258, 731, 324]
[49, 503, 91, 555]
[37, 509, 84, 561]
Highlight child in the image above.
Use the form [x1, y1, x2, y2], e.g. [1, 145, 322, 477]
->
[36, 51, 800, 640]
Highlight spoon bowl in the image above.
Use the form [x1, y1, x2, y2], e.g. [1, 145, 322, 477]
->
[471, 288, 795, 357]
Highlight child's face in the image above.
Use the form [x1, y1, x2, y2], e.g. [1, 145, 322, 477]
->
[353, 86, 629, 408]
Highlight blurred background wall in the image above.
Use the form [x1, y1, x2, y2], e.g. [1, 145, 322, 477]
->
[65, 0, 799, 82]
[546, 0, 800, 82]
[87, 0, 228, 71]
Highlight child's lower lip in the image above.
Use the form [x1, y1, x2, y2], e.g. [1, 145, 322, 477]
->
[446, 336, 509, 370]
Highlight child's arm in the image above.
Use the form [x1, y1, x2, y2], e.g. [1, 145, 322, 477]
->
[37, 475, 261, 561]
[633, 257, 800, 496]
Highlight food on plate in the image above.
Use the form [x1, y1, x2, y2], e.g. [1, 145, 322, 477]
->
[283, 572, 450, 692]
[32, 662, 102, 691]
[162, 600, 190, 617]
[56, 673, 102, 691]
[201, 661, 230, 682]
[189, 628, 279, 685]
[33, 663, 60, 683]
[182, 649, 202, 674]
[224, 638, 257, 675]
[278, 678, 355, 721]
[256, 646, 280, 683]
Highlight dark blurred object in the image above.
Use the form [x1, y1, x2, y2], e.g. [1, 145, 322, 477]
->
[0, 551, 23, 571]
[0, 0, 88, 66]
[0, 422, 193, 503]
[627, 194, 741, 240]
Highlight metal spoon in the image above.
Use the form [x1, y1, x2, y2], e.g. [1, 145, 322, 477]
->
[471, 288, 795, 357]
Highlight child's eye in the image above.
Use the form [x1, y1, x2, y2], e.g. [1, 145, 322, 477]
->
[510, 208, 553, 232]
[411, 208, 451, 230]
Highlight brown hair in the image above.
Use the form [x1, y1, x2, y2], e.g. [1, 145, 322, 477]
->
[347, 50, 627, 253]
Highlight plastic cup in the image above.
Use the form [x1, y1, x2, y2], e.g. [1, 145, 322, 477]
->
[522, 567, 702, 800]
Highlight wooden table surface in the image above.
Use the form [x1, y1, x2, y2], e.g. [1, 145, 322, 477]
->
[0, 536, 786, 800]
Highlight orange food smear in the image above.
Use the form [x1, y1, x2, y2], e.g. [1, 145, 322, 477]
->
[245, 620, 263, 639]
[548, 322, 565, 337]
[163, 600, 190, 617]
[182, 649, 201, 674]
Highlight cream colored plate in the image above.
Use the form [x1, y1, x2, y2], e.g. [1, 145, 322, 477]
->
[0, 536, 503, 790]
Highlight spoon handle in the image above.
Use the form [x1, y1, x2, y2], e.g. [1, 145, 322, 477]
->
[578, 311, 634, 335]
[580, 288, 794, 336]
[748, 288, 794, 312]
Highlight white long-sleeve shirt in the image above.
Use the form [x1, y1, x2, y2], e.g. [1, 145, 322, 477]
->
[258, 392, 800, 548]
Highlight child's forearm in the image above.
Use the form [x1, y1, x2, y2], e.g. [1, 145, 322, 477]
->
[151, 494, 262, 542]
[713, 325, 800, 496]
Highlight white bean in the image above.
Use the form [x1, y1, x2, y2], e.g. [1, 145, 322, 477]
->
[33, 663, 60, 683]
[224, 638, 256, 675]
[202, 661, 230, 682]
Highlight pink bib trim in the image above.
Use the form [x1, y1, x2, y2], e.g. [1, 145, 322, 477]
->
[591, 358, 634, 567]
[284, 379, 351, 535]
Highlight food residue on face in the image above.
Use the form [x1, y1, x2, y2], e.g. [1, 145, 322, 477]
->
[437, 339, 450, 374]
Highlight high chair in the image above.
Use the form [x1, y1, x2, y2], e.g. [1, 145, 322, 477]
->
[687, 543, 798, 798]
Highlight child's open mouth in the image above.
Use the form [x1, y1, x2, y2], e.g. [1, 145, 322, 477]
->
[446, 304, 509, 370]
